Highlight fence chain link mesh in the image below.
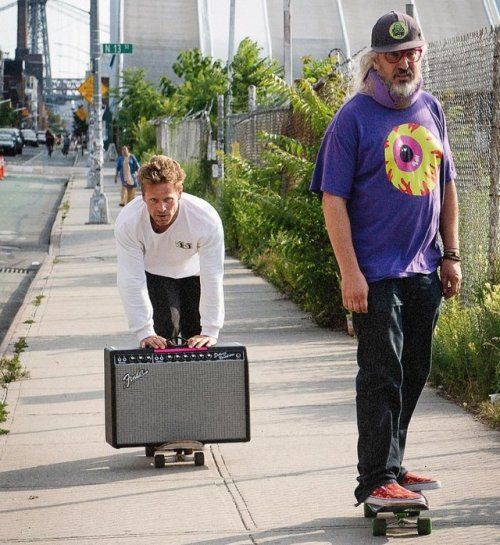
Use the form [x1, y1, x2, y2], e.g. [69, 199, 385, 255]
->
[425, 26, 499, 301]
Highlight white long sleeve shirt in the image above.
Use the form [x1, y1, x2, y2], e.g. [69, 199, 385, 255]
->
[115, 193, 225, 343]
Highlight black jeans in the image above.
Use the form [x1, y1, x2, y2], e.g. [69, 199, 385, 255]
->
[145, 272, 201, 342]
[352, 271, 442, 503]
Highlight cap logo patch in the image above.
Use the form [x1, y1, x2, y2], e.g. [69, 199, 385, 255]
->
[389, 21, 408, 40]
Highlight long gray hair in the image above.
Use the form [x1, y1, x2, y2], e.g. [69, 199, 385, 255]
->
[350, 50, 378, 95]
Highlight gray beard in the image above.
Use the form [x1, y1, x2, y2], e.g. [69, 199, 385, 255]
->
[390, 79, 420, 99]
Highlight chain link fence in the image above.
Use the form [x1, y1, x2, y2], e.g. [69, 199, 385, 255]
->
[425, 26, 499, 301]
[155, 114, 211, 163]
[228, 108, 291, 164]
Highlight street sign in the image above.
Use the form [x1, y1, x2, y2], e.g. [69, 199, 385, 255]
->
[75, 106, 88, 121]
[77, 75, 109, 103]
[102, 43, 133, 54]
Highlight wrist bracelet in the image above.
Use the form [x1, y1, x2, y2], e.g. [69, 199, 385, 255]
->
[440, 255, 461, 264]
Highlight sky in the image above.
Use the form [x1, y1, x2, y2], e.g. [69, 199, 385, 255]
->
[0, 0, 110, 79]
[0, 0, 269, 80]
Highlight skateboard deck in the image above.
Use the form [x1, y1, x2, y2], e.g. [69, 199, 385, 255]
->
[364, 495, 432, 536]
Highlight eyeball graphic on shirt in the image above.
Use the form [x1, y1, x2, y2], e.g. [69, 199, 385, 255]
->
[384, 123, 443, 196]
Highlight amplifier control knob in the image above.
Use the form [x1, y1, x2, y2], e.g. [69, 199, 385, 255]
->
[199, 353, 205, 359]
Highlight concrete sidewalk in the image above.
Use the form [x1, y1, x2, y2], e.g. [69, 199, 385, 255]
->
[0, 170, 498, 545]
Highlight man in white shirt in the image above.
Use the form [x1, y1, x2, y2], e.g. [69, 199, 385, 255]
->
[115, 155, 225, 349]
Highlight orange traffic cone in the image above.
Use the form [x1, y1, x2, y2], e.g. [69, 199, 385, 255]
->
[0, 156, 4, 181]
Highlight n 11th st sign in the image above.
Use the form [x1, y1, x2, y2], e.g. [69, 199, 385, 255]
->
[102, 43, 133, 54]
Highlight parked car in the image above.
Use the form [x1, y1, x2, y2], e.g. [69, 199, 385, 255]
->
[36, 131, 46, 145]
[0, 133, 17, 156]
[0, 128, 23, 154]
[21, 129, 39, 147]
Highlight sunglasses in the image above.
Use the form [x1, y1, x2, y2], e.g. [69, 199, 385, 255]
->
[384, 48, 423, 64]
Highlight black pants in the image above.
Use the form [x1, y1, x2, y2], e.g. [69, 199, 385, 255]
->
[352, 271, 442, 503]
[145, 272, 201, 342]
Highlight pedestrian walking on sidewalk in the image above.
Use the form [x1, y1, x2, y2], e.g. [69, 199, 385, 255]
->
[45, 129, 55, 157]
[115, 145, 140, 206]
[310, 11, 462, 508]
[115, 154, 224, 349]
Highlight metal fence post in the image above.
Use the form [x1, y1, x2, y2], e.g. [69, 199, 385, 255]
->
[248, 85, 257, 112]
[488, 26, 500, 283]
[216, 94, 225, 181]
[284, 0, 292, 86]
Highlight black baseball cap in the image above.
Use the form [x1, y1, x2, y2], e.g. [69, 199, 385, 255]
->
[371, 11, 425, 53]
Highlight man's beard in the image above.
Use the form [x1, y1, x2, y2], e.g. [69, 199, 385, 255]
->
[390, 69, 420, 99]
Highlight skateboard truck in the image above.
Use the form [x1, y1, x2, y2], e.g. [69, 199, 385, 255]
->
[148, 441, 205, 468]
[364, 496, 432, 536]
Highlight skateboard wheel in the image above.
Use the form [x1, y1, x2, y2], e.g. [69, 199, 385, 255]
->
[372, 518, 387, 536]
[194, 451, 205, 466]
[145, 445, 155, 457]
[154, 454, 165, 468]
[417, 517, 432, 535]
[364, 503, 376, 518]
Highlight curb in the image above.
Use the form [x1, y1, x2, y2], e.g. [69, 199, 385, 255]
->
[0, 173, 75, 407]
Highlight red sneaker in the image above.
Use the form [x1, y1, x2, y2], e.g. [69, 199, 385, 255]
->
[400, 472, 441, 491]
[366, 482, 427, 507]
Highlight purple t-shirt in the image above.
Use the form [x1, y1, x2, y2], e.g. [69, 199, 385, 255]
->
[310, 91, 456, 282]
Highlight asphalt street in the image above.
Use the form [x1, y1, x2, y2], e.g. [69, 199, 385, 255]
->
[0, 145, 75, 344]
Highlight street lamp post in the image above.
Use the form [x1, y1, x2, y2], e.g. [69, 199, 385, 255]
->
[88, 0, 109, 224]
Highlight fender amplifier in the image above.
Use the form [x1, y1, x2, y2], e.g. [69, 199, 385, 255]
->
[104, 343, 250, 448]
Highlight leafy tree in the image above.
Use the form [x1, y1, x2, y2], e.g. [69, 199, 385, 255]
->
[130, 117, 161, 162]
[113, 68, 171, 147]
[0, 103, 20, 126]
[171, 49, 228, 119]
[72, 110, 88, 137]
[300, 54, 339, 84]
[230, 37, 284, 113]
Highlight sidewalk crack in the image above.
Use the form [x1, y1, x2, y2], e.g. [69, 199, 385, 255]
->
[211, 444, 258, 533]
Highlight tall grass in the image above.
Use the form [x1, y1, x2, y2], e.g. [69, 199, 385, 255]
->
[431, 283, 500, 427]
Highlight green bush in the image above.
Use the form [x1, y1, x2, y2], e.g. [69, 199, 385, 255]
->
[181, 160, 216, 200]
[431, 283, 500, 416]
[220, 158, 345, 328]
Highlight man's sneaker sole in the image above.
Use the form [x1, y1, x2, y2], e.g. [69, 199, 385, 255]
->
[403, 481, 442, 492]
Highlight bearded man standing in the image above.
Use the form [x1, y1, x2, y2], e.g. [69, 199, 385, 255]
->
[310, 11, 462, 507]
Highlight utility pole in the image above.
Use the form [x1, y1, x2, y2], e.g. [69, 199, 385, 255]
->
[283, 0, 292, 85]
[225, 0, 236, 153]
[88, 0, 109, 224]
